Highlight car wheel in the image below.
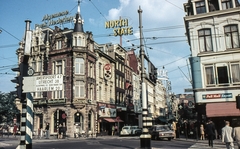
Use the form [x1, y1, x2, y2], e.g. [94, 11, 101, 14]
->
[168, 138, 172, 141]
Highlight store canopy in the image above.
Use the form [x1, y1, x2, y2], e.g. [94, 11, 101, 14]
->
[102, 118, 124, 123]
[206, 102, 240, 117]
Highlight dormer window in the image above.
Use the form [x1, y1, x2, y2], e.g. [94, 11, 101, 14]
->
[196, 1, 206, 14]
[56, 40, 62, 50]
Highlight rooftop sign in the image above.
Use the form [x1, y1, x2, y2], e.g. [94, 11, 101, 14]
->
[105, 18, 133, 36]
[35, 10, 74, 28]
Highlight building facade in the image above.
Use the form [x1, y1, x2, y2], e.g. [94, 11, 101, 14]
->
[184, 0, 240, 128]
[14, 2, 169, 137]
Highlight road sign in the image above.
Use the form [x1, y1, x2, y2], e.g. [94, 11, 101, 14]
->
[23, 74, 63, 92]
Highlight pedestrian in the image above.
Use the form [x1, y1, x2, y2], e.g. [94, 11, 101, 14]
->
[172, 121, 177, 139]
[200, 124, 205, 140]
[62, 123, 66, 139]
[233, 121, 240, 149]
[58, 124, 62, 139]
[114, 125, 118, 135]
[205, 120, 215, 148]
[0, 126, 2, 137]
[38, 128, 41, 139]
[112, 125, 115, 136]
[45, 123, 49, 139]
[13, 124, 18, 137]
[222, 121, 234, 149]
[6, 125, 9, 137]
[183, 120, 188, 139]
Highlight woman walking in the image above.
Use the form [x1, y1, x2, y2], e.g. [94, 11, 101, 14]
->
[200, 124, 205, 140]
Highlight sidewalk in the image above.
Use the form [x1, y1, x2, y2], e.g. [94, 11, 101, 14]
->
[175, 136, 238, 146]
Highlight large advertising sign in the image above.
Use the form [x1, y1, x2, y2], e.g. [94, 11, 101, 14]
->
[195, 90, 237, 103]
[98, 103, 116, 117]
[35, 10, 74, 28]
[105, 18, 133, 36]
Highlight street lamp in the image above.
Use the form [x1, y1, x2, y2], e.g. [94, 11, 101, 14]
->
[138, 6, 151, 149]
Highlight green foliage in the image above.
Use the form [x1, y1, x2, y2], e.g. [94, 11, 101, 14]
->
[0, 92, 20, 124]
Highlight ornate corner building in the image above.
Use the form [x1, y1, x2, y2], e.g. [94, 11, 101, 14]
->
[15, 2, 167, 137]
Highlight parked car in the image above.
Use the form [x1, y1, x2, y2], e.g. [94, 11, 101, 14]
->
[131, 126, 142, 136]
[149, 125, 174, 141]
[120, 126, 132, 136]
[120, 126, 142, 136]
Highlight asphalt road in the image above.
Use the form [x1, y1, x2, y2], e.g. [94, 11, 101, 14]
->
[0, 135, 234, 149]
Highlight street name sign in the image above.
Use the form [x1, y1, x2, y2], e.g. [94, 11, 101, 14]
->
[23, 74, 63, 92]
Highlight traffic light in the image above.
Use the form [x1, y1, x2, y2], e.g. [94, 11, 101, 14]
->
[153, 67, 158, 83]
[236, 95, 240, 109]
[11, 63, 28, 101]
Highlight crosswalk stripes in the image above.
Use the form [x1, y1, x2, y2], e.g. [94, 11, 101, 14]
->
[0, 142, 11, 147]
[189, 142, 234, 149]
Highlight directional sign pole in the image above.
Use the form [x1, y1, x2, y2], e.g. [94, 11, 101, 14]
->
[26, 93, 33, 149]
[16, 20, 32, 149]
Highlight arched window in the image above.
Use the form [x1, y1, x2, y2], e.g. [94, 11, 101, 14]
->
[53, 110, 66, 133]
[88, 111, 94, 132]
[74, 112, 84, 130]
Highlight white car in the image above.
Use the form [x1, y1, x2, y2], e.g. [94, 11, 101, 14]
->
[120, 126, 132, 136]
[120, 126, 142, 136]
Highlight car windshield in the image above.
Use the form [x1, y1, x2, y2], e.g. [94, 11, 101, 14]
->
[123, 127, 129, 130]
[156, 126, 170, 131]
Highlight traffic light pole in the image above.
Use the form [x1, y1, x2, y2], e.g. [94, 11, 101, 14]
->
[138, 6, 151, 149]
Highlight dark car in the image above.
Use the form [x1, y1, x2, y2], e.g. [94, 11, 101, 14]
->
[149, 125, 174, 141]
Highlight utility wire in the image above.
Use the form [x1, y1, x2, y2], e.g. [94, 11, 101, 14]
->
[156, 54, 190, 68]
[89, 0, 108, 21]
[165, 0, 184, 11]
[0, 27, 21, 41]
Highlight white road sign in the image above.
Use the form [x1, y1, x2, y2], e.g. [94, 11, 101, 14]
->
[23, 74, 63, 92]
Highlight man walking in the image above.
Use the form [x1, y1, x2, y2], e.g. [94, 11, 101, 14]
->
[205, 120, 215, 148]
[222, 121, 234, 149]
[45, 123, 49, 139]
[233, 121, 240, 149]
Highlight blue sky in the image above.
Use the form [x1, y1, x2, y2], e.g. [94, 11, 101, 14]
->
[0, 0, 192, 94]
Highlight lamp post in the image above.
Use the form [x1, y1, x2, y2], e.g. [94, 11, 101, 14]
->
[138, 6, 151, 149]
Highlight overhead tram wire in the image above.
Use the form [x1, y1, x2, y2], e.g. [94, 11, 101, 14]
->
[93, 25, 185, 38]
[156, 54, 191, 68]
[165, 0, 184, 11]
[0, 44, 19, 49]
[0, 27, 21, 41]
[89, 0, 108, 21]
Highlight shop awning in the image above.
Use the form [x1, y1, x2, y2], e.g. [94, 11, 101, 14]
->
[103, 118, 116, 122]
[102, 118, 124, 123]
[206, 102, 240, 117]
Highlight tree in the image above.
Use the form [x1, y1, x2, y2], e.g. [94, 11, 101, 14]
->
[0, 92, 20, 124]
